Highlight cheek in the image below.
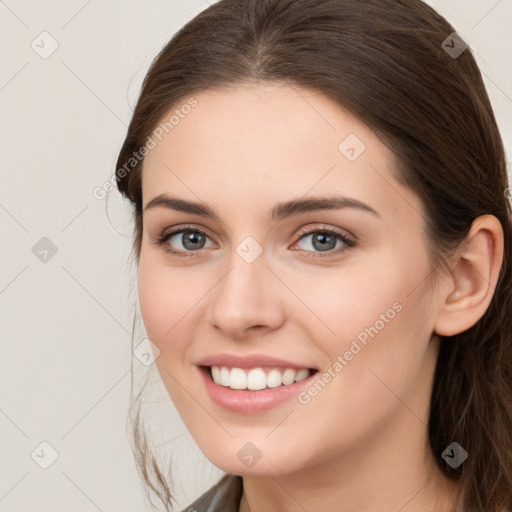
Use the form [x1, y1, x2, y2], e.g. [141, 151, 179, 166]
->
[137, 254, 211, 362]
[303, 247, 433, 384]
[290, 253, 408, 342]
[137, 259, 194, 407]
[137, 254, 187, 347]
[137, 262, 168, 341]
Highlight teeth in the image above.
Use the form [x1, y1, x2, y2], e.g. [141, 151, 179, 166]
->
[220, 366, 230, 387]
[282, 368, 296, 385]
[210, 365, 313, 390]
[266, 369, 282, 388]
[247, 368, 266, 390]
[230, 368, 247, 390]
[295, 369, 311, 382]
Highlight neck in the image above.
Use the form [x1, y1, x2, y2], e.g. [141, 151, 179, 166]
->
[238, 415, 462, 512]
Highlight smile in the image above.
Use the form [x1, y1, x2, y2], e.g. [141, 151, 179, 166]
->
[198, 364, 320, 414]
[209, 365, 315, 391]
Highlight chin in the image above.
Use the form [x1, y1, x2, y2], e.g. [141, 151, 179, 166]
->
[199, 441, 310, 477]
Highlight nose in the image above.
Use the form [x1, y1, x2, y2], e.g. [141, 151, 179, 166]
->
[206, 251, 285, 339]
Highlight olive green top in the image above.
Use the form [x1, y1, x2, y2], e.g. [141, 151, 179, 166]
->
[181, 474, 467, 512]
[180, 474, 243, 512]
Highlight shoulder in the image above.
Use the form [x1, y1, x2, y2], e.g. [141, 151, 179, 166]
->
[180, 474, 243, 512]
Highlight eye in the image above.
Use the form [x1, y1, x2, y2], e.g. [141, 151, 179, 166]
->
[153, 226, 215, 257]
[291, 226, 356, 258]
[153, 224, 356, 258]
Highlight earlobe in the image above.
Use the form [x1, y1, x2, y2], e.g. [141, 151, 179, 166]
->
[434, 215, 504, 337]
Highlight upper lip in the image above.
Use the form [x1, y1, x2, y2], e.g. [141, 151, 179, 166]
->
[197, 353, 318, 370]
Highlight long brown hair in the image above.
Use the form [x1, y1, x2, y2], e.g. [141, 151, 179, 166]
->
[115, 0, 512, 510]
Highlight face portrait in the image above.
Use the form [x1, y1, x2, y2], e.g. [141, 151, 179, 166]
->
[136, 80, 450, 494]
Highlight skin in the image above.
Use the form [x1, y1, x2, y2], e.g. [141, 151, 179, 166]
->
[137, 81, 504, 512]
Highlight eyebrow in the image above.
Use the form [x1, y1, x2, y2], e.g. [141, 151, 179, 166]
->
[143, 194, 380, 221]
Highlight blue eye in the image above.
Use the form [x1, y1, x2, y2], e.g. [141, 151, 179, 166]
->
[155, 228, 215, 257]
[293, 228, 355, 257]
[153, 224, 356, 259]
[297, 229, 354, 256]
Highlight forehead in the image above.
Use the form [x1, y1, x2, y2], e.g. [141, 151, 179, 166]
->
[143, 81, 368, 171]
[140, 82, 421, 221]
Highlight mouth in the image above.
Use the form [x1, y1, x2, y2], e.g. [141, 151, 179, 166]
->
[199, 365, 319, 391]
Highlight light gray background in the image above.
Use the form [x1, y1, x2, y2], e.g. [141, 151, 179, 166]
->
[1, 1, 511, 511]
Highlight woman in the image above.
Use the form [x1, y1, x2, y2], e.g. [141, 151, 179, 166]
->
[115, 0, 512, 510]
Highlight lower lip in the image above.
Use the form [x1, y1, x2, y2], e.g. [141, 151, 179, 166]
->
[198, 366, 318, 414]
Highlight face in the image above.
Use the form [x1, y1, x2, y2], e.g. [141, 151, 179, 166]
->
[138, 81, 442, 477]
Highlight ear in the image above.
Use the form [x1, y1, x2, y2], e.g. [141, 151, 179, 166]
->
[434, 214, 504, 337]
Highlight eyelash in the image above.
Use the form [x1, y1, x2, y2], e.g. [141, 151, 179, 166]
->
[153, 224, 356, 259]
